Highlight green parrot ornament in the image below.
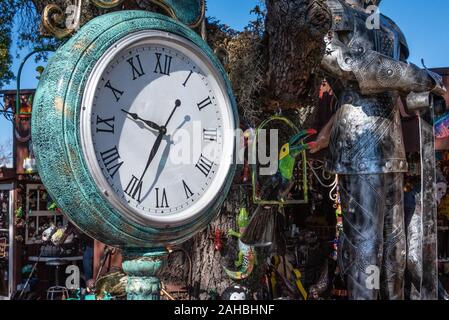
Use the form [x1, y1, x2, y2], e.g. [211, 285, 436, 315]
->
[256, 129, 317, 201]
[279, 129, 317, 184]
[241, 129, 317, 249]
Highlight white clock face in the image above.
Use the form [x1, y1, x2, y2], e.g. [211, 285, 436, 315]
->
[81, 31, 235, 227]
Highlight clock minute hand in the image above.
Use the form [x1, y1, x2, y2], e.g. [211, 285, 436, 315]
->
[164, 99, 182, 127]
[139, 129, 165, 183]
[121, 109, 162, 132]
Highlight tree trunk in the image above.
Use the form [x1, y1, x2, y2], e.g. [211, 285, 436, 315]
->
[160, 2, 333, 298]
[160, 187, 245, 300]
[265, 0, 331, 109]
[189, 205, 236, 300]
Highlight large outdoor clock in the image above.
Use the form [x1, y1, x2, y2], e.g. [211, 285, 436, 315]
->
[32, 11, 237, 249]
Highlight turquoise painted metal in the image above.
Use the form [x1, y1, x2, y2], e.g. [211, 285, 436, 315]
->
[149, 0, 205, 27]
[32, 11, 237, 300]
[122, 249, 168, 300]
[91, 0, 205, 27]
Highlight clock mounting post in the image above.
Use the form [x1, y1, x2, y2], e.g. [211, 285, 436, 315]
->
[121, 248, 168, 300]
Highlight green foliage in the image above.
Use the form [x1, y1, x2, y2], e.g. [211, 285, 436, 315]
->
[0, 0, 15, 88]
[246, 4, 266, 37]
[0, 0, 60, 89]
[205, 16, 238, 50]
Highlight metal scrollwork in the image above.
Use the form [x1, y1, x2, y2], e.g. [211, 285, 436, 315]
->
[90, 0, 125, 9]
[42, 4, 75, 39]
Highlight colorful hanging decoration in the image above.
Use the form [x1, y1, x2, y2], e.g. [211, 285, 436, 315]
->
[210, 227, 226, 252]
[223, 205, 256, 280]
[331, 177, 342, 261]
[251, 116, 315, 205]
[292, 268, 308, 300]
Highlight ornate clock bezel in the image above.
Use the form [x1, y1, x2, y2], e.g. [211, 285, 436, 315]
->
[80, 30, 236, 228]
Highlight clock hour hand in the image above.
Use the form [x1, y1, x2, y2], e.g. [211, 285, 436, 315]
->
[121, 109, 162, 132]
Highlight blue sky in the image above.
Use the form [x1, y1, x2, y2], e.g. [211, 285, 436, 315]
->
[4, 0, 449, 90]
[207, 0, 449, 68]
[1, 0, 449, 162]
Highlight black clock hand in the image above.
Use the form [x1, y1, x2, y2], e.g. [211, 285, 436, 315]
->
[139, 129, 165, 183]
[121, 109, 162, 132]
[137, 99, 180, 184]
[164, 99, 181, 127]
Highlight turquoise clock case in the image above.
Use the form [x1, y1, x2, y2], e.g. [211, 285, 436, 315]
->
[32, 10, 238, 249]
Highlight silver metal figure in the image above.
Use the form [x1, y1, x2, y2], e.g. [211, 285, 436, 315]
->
[313, 0, 445, 300]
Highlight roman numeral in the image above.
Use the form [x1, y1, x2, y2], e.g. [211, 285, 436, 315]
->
[125, 175, 143, 202]
[203, 129, 218, 141]
[197, 96, 212, 111]
[100, 146, 123, 178]
[127, 54, 145, 80]
[104, 80, 124, 102]
[183, 70, 193, 87]
[154, 53, 172, 75]
[155, 188, 169, 208]
[195, 154, 214, 177]
[96, 116, 115, 133]
[182, 180, 194, 199]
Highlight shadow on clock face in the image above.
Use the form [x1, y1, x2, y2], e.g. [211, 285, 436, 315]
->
[139, 115, 192, 203]
[88, 39, 227, 218]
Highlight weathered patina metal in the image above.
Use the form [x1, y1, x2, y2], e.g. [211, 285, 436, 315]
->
[42, 0, 205, 39]
[321, 0, 445, 300]
[148, 0, 205, 28]
[32, 10, 237, 299]
[122, 249, 168, 300]
[91, 0, 205, 27]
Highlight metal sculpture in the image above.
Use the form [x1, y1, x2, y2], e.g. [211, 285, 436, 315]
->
[314, 0, 446, 299]
[223, 207, 256, 280]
